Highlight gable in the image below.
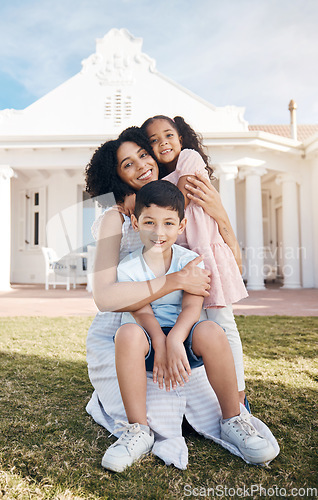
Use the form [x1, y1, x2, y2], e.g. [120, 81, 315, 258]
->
[0, 29, 247, 137]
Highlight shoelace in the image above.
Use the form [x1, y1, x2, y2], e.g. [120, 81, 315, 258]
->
[109, 420, 143, 448]
[230, 415, 259, 437]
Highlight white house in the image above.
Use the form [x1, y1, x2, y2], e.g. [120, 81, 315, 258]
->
[0, 28, 317, 291]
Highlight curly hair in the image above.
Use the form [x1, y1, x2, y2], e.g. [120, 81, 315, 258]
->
[140, 115, 213, 178]
[85, 127, 159, 206]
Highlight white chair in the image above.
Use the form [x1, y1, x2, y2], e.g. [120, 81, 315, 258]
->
[41, 247, 73, 290]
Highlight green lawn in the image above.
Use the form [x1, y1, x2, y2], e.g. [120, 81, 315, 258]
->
[0, 316, 317, 499]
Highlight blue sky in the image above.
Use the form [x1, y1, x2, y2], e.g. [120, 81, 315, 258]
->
[0, 0, 317, 124]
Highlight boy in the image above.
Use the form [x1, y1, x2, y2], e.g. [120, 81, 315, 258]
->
[102, 180, 276, 472]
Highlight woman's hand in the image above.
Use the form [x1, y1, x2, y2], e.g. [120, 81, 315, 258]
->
[184, 170, 227, 223]
[177, 255, 210, 297]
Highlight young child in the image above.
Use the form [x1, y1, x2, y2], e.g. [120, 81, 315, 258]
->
[141, 115, 248, 407]
[101, 180, 276, 472]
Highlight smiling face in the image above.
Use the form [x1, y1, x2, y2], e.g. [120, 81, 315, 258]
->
[145, 119, 182, 172]
[116, 141, 159, 191]
[131, 204, 186, 256]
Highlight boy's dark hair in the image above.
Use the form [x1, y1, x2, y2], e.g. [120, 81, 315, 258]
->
[134, 180, 185, 221]
[85, 127, 159, 205]
[141, 115, 213, 178]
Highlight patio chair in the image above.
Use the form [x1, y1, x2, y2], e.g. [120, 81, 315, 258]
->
[41, 247, 75, 290]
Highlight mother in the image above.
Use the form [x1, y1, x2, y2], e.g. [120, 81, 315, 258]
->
[85, 127, 278, 470]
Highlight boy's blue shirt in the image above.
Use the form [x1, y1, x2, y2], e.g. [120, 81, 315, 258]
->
[117, 243, 204, 327]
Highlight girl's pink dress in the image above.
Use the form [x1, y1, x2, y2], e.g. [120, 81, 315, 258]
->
[163, 149, 248, 308]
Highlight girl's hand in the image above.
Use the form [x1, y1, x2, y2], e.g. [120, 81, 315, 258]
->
[185, 170, 226, 222]
[116, 193, 136, 217]
[166, 335, 191, 390]
[177, 255, 210, 296]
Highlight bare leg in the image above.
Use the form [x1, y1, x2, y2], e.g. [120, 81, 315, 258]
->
[192, 321, 240, 419]
[115, 324, 149, 425]
[239, 391, 245, 406]
[205, 307, 246, 406]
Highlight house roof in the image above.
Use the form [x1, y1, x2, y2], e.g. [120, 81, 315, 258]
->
[248, 124, 318, 142]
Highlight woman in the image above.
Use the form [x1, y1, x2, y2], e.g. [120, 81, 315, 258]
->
[85, 127, 279, 470]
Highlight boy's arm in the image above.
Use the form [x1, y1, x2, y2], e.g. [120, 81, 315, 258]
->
[131, 305, 170, 391]
[166, 292, 204, 389]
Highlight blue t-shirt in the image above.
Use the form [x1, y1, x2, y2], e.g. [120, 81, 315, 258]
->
[117, 244, 203, 327]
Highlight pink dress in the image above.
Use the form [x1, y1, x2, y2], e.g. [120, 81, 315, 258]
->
[163, 149, 248, 308]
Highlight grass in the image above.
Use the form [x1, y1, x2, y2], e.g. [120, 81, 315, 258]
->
[0, 316, 317, 499]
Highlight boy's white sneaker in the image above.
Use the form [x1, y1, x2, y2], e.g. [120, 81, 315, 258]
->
[220, 412, 277, 464]
[101, 421, 154, 472]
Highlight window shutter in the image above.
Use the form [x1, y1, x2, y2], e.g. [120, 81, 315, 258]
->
[39, 186, 47, 247]
[18, 190, 26, 251]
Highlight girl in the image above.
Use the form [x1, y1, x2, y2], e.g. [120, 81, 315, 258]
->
[141, 115, 248, 406]
[85, 127, 279, 470]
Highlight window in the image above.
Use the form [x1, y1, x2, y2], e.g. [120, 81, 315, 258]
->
[19, 187, 46, 250]
[32, 191, 40, 246]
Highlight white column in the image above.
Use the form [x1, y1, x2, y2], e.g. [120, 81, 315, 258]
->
[276, 174, 301, 288]
[240, 166, 267, 290]
[0, 166, 15, 291]
[312, 163, 318, 287]
[214, 164, 238, 235]
[299, 172, 314, 287]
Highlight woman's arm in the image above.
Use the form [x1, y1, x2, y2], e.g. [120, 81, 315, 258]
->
[92, 209, 211, 312]
[184, 172, 243, 273]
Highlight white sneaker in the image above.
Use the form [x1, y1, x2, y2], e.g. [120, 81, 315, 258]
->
[101, 421, 154, 472]
[220, 412, 277, 464]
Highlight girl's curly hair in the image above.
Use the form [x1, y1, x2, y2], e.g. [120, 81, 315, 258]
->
[85, 127, 159, 206]
[141, 115, 213, 178]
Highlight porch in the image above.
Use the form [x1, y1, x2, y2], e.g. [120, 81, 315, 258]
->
[1, 283, 317, 317]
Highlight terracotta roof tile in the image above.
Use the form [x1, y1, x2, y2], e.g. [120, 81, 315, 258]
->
[248, 124, 318, 142]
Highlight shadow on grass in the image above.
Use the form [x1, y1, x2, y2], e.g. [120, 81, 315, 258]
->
[1, 349, 318, 499]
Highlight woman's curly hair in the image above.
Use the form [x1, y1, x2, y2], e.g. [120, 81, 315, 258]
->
[141, 115, 213, 178]
[85, 127, 158, 206]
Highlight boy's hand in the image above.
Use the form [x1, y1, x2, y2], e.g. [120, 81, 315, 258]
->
[166, 335, 191, 390]
[153, 340, 171, 391]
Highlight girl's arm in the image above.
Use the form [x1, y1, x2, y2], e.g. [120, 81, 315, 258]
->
[184, 172, 243, 273]
[92, 209, 211, 312]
